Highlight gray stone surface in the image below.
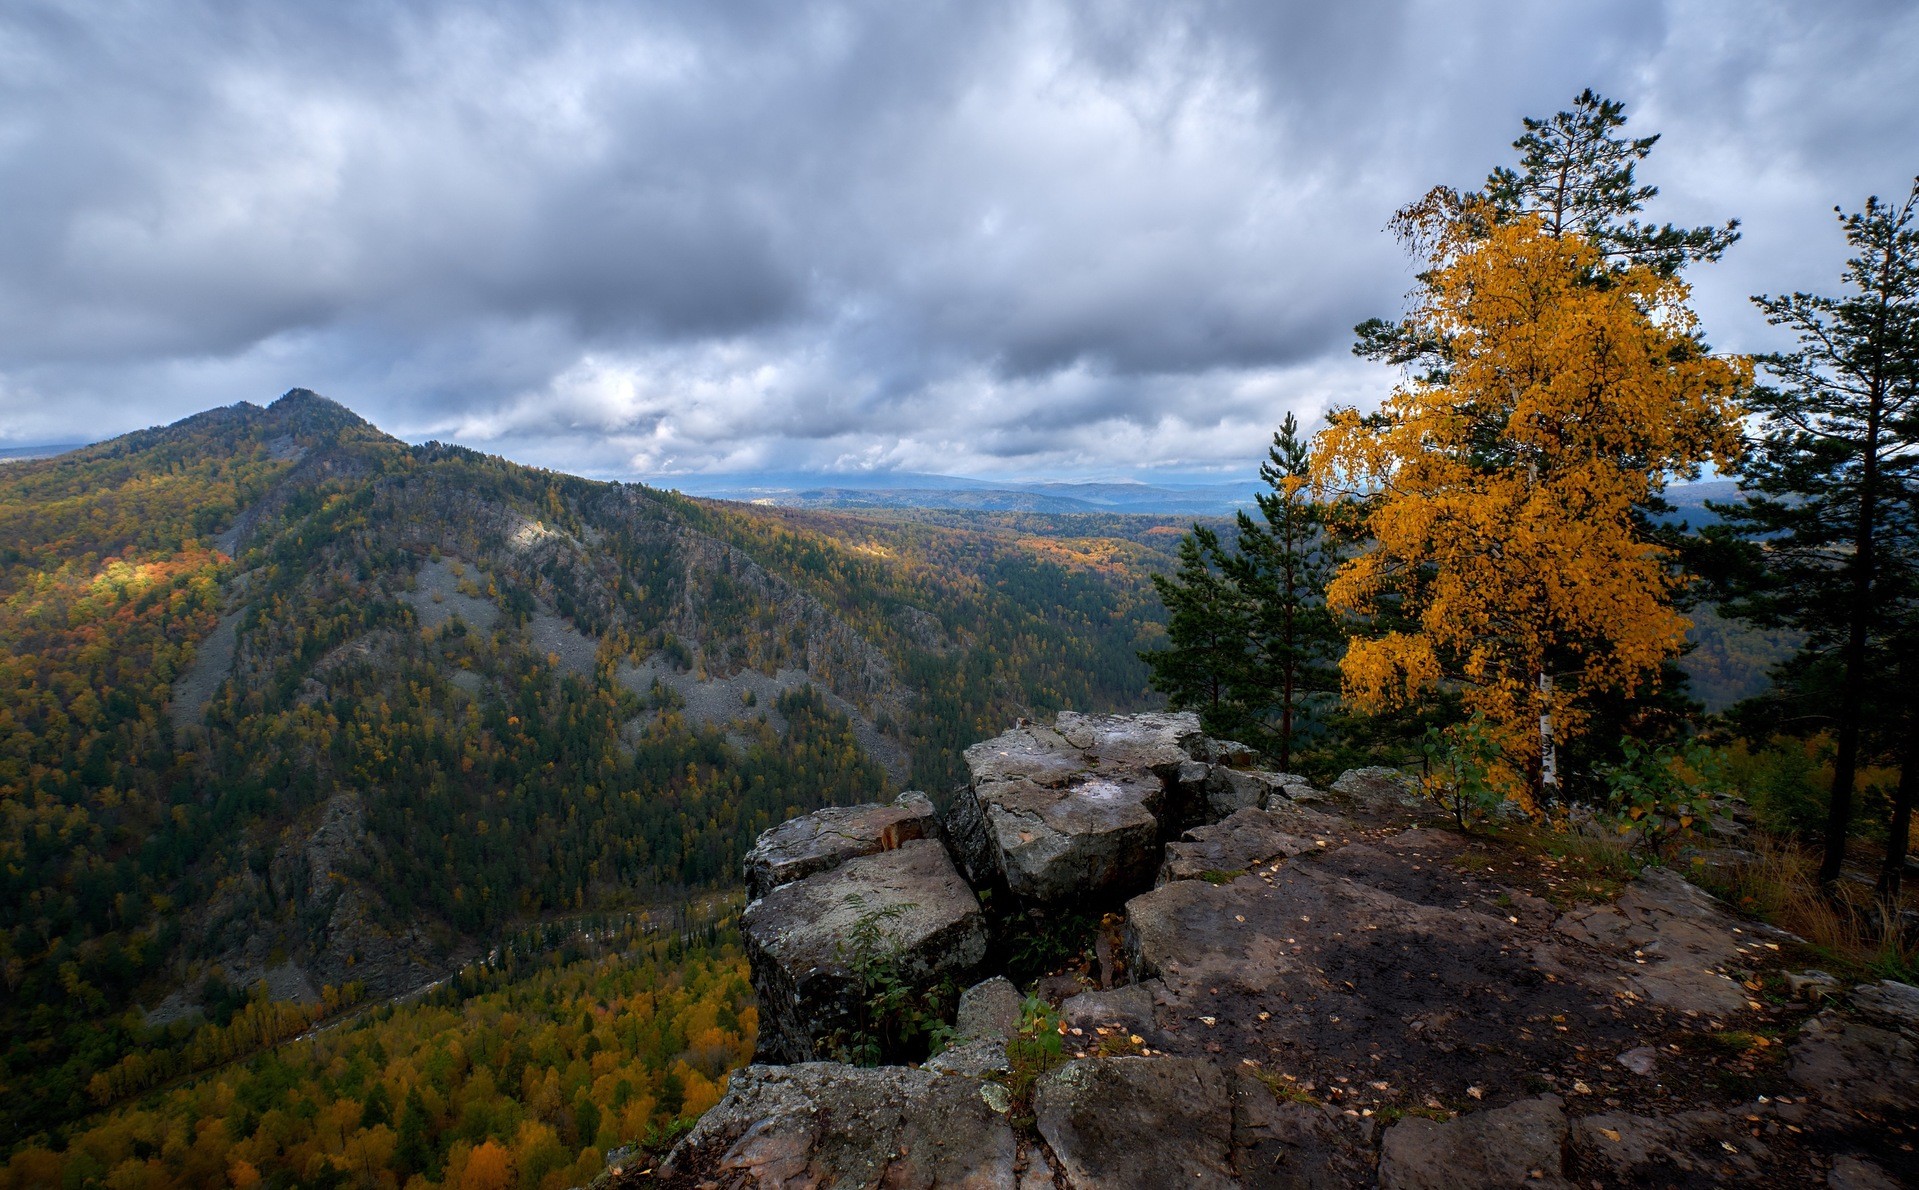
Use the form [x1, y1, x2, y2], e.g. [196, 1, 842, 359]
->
[1231, 1072, 1373, 1189]
[1034, 1057, 1238, 1189]
[1570, 1105, 1780, 1182]
[1828, 1155, 1902, 1189]
[1058, 983, 1160, 1042]
[1328, 766, 1425, 811]
[742, 791, 940, 900]
[1554, 866, 1751, 1014]
[1053, 710, 1204, 776]
[1204, 767, 1296, 821]
[1158, 806, 1324, 886]
[1848, 978, 1919, 1031]
[1197, 737, 1258, 767]
[923, 1036, 1009, 1078]
[658, 1062, 1018, 1187]
[1789, 1008, 1919, 1115]
[742, 840, 988, 1063]
[950, 719, 1172, 903]
[956, 975, 1023, 1041]
[1377, 1095, 1571, 1190]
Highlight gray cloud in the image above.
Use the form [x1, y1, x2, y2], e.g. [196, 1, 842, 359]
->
[0, 0, 1915, 479]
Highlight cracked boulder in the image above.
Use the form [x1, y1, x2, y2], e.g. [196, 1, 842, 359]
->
[742, 791, 940, 900]
[1157, 806, 1330, 886]
[948, 716, 1193, 903]
[1203, 767, 1308, 822]
[742, 840, 988, 1063]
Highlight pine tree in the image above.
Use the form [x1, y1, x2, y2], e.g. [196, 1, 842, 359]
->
[395, 1086, 436, 1179]
[1141, 526, 1251, 740]
[1711, 180, 1919, 887]
[1222, 415, 1345, 770]
[1356, 89, 1738, 370]
[1484, 89, 1740, 275]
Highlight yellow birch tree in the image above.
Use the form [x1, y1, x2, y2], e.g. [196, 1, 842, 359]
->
[1313, 209, 1746, 802]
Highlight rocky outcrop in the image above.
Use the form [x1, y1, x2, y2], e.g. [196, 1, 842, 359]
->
[742, 791, 940, 900]
[661, 710, 1919, 1189]
[947, 718, 1170, 903]
[743, 839, 988, 1063]
[946, 710, 1288, 903]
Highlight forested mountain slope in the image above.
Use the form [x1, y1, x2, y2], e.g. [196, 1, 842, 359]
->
[0, 390, 1167, 1142]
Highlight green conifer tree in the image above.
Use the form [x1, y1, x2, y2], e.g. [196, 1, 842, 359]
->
[1142, 526, 1251, 739]
[1711, 180, 1919, 887]
[1143, 417, 1344, 766]
[1223, 415, 1346, 770]
[1355, 88, 1738, 370]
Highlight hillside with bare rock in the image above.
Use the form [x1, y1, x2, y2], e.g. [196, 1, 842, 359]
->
[0, 391, 1170, 1142]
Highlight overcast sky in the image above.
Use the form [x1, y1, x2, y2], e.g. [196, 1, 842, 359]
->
[1, 1, 1914, 482]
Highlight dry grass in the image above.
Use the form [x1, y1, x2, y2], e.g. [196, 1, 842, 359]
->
[1691, 833, 1919, 982]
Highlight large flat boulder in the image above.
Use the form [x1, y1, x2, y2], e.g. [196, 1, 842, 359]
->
[949, 720, 1172, 904]
[1329, 766, 1425, 812]
[742, 791, 940, 900]
[743, 840, 988, 1063]
[1054, 710, 1204, 774]
[657, 1062, 1018, 1187]
[1158, 806, 1327, 886]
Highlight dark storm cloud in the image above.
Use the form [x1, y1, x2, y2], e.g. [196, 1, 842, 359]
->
[0, 0, 1914, 477]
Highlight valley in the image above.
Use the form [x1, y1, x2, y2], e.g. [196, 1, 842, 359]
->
[0, 391, 1174, 1155]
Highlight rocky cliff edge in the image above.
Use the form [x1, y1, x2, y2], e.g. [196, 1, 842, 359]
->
[643, 712, 1917, 1188]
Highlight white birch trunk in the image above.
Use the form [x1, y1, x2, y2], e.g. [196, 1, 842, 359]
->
[1537, 671, 1558, 792]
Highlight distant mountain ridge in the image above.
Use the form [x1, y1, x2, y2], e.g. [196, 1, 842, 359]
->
[674, 471, 1260, 516]
[0, 389, 1168, 1140]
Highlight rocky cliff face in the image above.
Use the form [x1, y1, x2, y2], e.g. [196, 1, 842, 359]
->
[653, 712, 1919, 1188]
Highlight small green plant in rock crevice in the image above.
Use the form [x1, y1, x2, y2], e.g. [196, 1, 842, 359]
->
[824, 895, 956, 1066]
[997, 996, 1066, 1129]
[996, 905, 1099, 986]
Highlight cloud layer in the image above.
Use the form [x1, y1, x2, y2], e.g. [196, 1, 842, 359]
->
[2, 0, 1915, 480]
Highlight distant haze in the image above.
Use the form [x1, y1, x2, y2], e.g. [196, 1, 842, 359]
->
[0, 1, 1914, 485]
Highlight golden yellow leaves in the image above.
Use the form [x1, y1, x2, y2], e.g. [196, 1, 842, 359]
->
[1315, 216, 1747, 790]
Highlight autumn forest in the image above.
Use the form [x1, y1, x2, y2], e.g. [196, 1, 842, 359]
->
[2, 90, 1916, 1189]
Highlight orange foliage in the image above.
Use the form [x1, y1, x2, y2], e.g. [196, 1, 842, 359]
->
[1315, 213, 1746, 794]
